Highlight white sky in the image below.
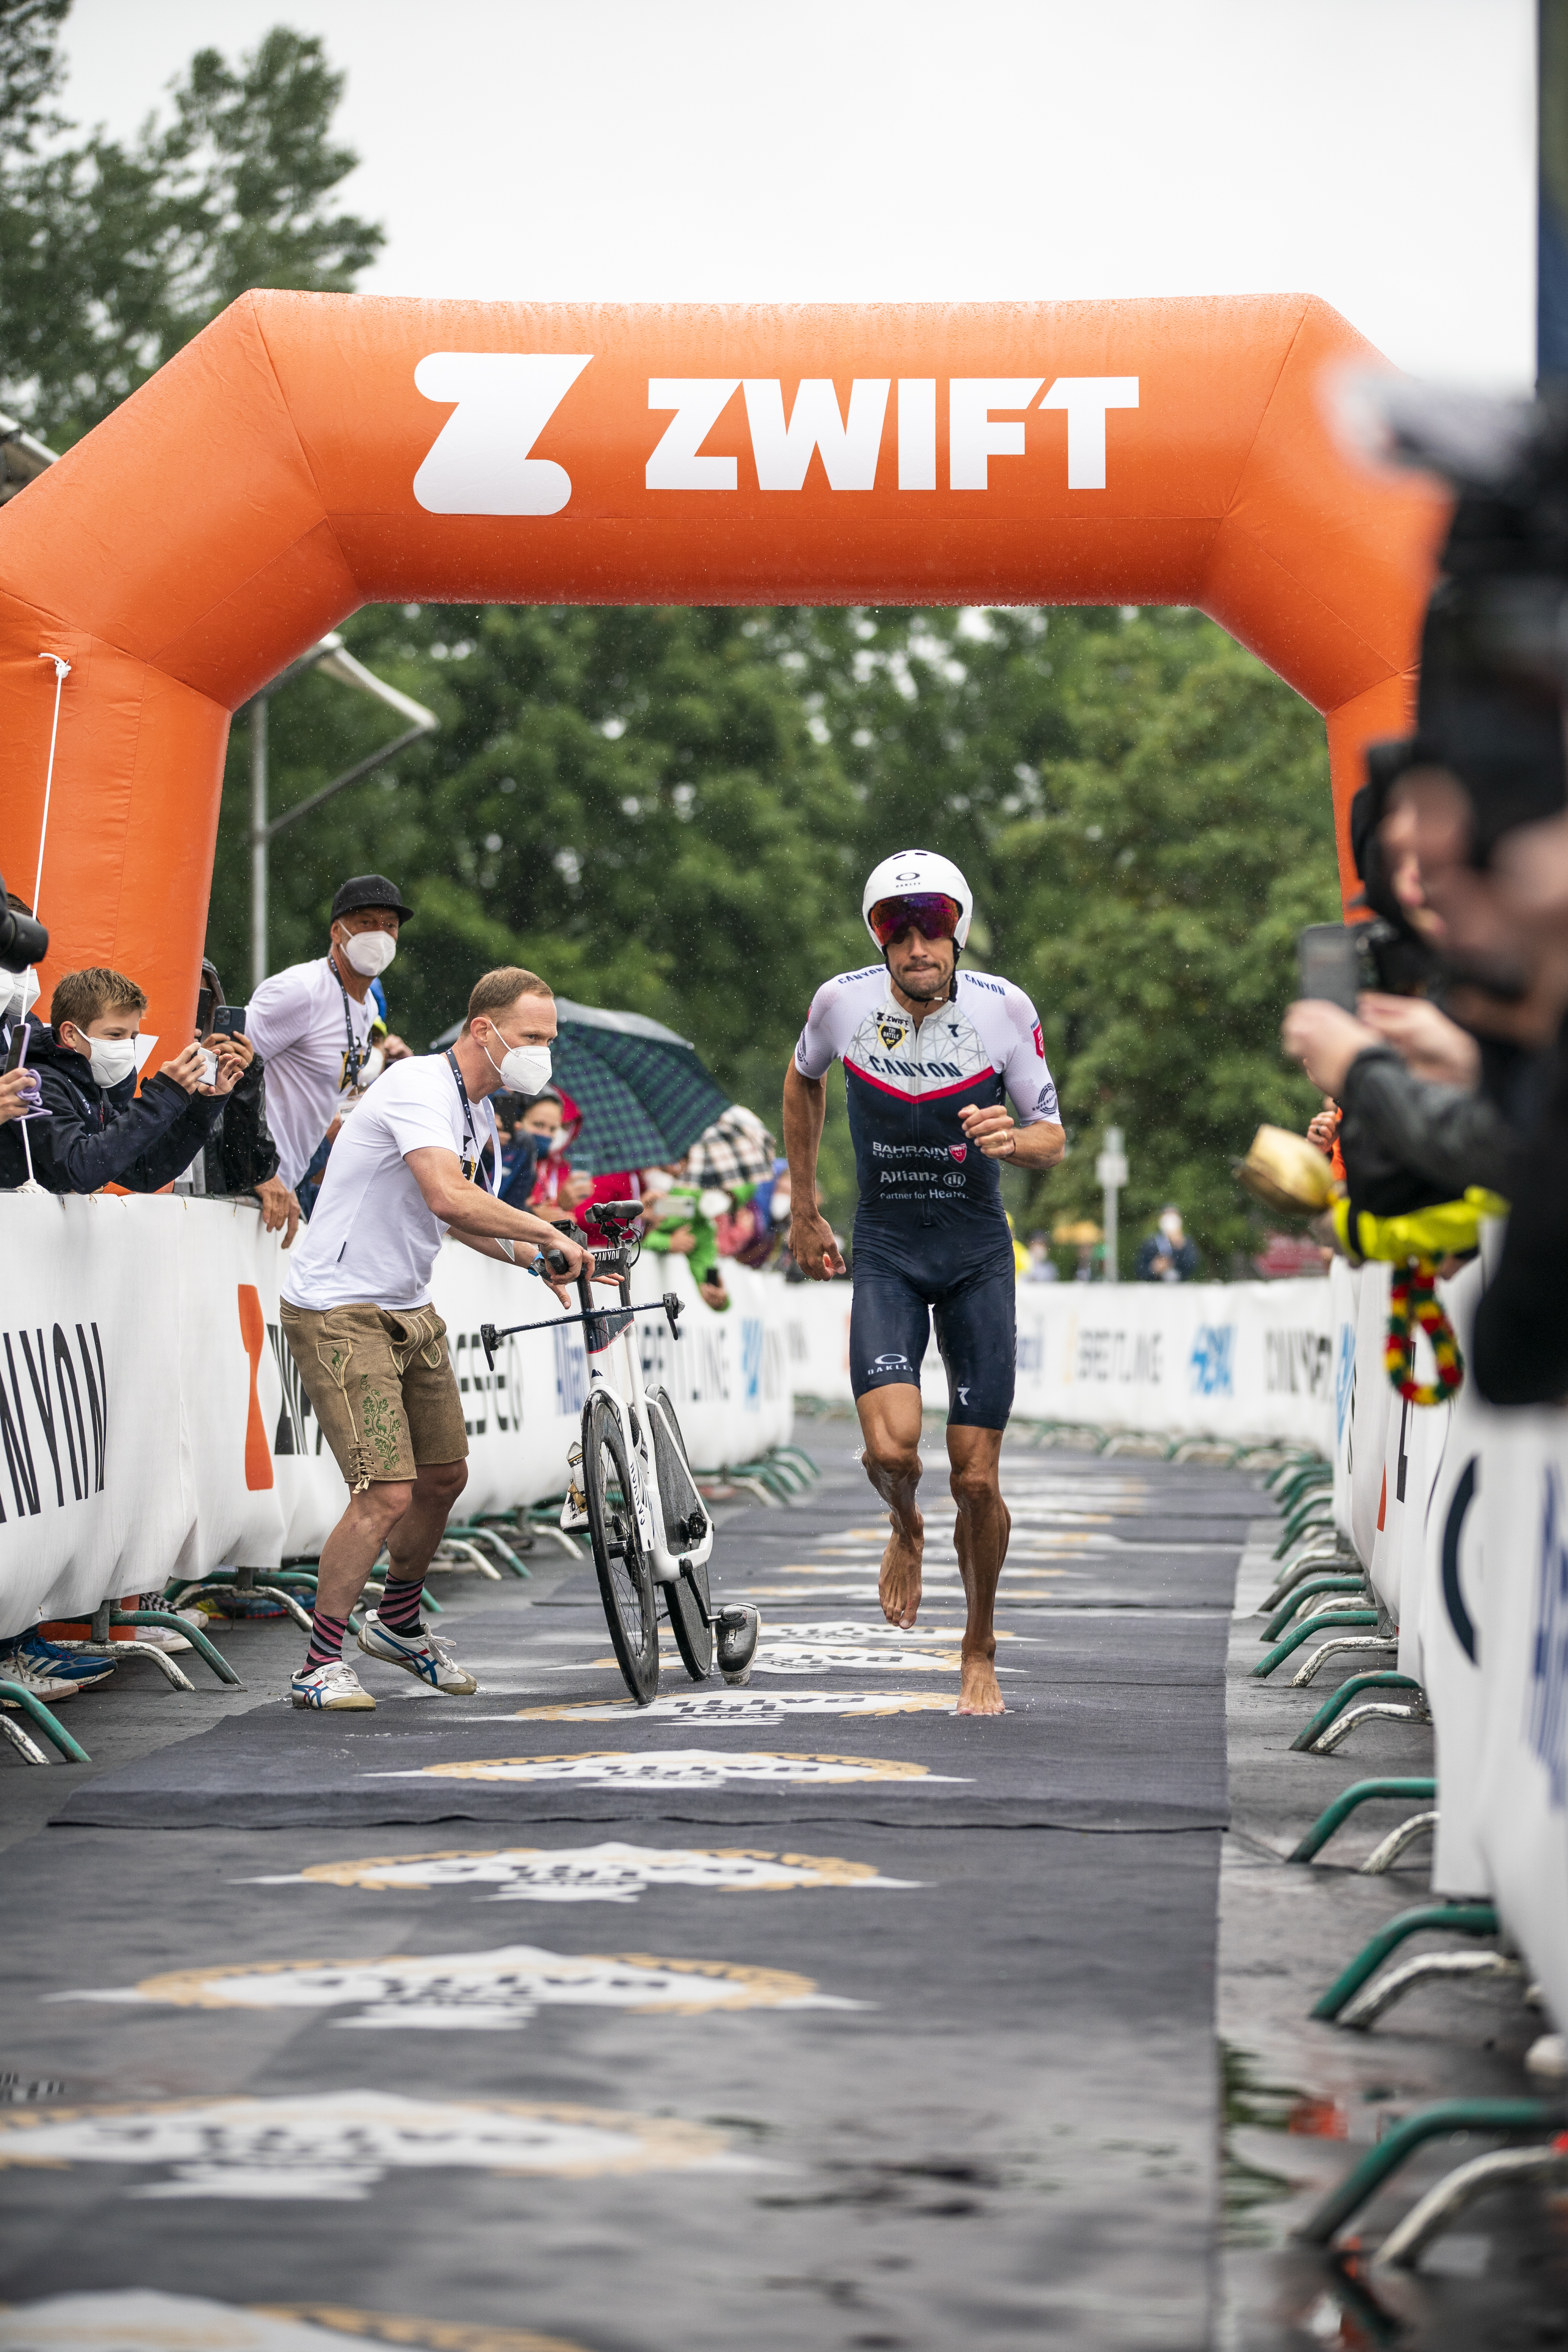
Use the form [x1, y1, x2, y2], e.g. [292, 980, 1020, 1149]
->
[62, 0, 1536, 387]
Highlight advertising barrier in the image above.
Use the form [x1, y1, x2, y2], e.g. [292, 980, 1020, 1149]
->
[783, 1272, 1338, 1450]
[0, 1196, 791, 1641]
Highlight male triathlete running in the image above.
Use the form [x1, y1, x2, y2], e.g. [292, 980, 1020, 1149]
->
[782, 852, 1065, 1715]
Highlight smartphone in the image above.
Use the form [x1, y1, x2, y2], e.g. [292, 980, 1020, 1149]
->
[5, 1020, 47, 1116]
[212, 1004, 247, 1036]
[195, 986, 214, 1035]
[1297, 924, 1362, 1015]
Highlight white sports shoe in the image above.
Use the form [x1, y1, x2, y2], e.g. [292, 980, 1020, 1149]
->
[290, 1658, 376, 1711]
[357, 1612, 477, 1694]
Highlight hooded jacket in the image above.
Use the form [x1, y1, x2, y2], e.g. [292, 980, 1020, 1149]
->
[0, 1025, 226, 1194]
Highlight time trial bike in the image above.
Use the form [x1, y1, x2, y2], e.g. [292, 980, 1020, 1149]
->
[481, 1201, 760, 1704]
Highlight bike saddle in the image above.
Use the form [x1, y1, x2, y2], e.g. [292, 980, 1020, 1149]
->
[588, 1200, 644, 1230]
[715, 1605, 761, 1687]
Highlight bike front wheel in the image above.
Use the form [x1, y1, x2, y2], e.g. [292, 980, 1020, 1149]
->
[582, 1393, 659, 1704]
[648, 1387, 713, 1681]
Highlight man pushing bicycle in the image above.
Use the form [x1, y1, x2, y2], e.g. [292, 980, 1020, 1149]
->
[782, 853, 1065, 1715]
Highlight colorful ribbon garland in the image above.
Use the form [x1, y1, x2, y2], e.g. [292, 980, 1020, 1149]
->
[1385, 1259, 1465, 1405]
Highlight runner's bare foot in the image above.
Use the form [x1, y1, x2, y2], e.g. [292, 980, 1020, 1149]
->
[879, 1517, 923, 1629]
[956, 1653, 1006, 1715]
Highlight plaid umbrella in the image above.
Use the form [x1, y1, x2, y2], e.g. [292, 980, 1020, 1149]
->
[686, 1103, 775, 1189]
[431, 998, 730, 1174]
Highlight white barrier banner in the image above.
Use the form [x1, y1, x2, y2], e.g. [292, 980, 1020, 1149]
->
[0, 1200, 793, 1641]
[1475, 1406, 1568, 2032]
[782, 1274, 1337, 1449]
[1411, 1261, 1492, 1897]
[1329, 1259, 1358, 1544]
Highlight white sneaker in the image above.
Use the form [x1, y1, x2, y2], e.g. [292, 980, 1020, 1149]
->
[290, 1658, 376, 1711]
[356, 1611, 477, 1694]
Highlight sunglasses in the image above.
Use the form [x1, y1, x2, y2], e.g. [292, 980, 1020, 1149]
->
[867, 892, 962, 947]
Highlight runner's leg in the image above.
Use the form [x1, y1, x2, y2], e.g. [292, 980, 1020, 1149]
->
[855, 1385, 926, 1628]
[849, 1257, 934, 1628]
[933, 1247, 1016, 1713]
[947, 1425, 1009, 1715]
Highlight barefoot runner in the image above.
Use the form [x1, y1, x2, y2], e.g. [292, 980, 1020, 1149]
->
[781, 853, 1065, 1715]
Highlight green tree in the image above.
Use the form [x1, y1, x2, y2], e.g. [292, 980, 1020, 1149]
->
[0, 6, 380, 445]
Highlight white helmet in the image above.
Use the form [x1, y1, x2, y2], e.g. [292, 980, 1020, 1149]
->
[862, 849, 973, 951]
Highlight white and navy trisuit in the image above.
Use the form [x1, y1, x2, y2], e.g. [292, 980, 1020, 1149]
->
[793, 965, 1060, 1426]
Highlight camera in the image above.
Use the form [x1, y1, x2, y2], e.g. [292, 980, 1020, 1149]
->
[0, 871, 47, 975]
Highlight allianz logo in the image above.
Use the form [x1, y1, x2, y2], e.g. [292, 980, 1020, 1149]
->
[414, 355, 1140, 517]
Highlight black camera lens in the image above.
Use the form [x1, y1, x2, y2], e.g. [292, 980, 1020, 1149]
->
[0, 871, 47, 973]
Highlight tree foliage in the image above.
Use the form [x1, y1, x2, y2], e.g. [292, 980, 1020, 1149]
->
[0, 5, 380, 444]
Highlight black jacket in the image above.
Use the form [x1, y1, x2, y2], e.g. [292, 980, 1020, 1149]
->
[201, 1047, 280, 1196]
[1473, 1021, 1568, 1406]
[1338, 1044, 1517, 1203]
[0, 1025, 226, 1194]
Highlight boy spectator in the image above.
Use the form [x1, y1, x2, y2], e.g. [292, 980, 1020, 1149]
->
[1136, 1205, 1201, 1282]
[0, 968, 240, 1194]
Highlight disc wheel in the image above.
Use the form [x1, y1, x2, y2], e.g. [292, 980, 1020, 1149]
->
[582, 1393, 659, 1704]
[648, 1387, 713, 1681]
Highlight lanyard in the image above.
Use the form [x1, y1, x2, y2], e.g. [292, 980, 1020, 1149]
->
[329, 955, 367, 1090]
[445, 1048, 495, 1191]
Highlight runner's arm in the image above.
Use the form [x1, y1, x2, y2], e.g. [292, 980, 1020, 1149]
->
[959, 985, 1066, 1166]
[782, 1060, 844, 1279]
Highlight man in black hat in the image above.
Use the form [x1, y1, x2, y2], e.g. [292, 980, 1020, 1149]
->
[247, 875, 416, 1220]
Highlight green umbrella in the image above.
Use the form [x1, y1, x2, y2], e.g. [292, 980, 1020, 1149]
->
[432, 998, 730, 1174]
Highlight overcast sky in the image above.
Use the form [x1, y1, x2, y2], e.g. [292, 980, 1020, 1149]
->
[62, 0, 1536, 387]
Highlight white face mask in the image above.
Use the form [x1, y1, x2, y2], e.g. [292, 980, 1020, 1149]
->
[5, 967, 38, 1018]
[338, 928, 397, 979]
[78, 1032, 138, 1089]
[480, 1025, 552, 1096]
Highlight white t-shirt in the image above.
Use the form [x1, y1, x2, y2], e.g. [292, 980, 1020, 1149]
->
[247, 956, 378, 1190]
[282, 1053, 500, 1312]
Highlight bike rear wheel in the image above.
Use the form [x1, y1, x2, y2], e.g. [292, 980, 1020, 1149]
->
[648, 1387, 713, 1681]
[583, 1393, 659, 1703]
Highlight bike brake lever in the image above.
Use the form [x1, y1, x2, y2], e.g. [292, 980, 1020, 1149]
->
[479, 1321, 498, 1370]
[662, 1291, 683, 1338]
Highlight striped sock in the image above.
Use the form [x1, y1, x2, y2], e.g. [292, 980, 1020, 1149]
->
[377, 1577, 425, 1639]
[303, 1607, 348, 1673]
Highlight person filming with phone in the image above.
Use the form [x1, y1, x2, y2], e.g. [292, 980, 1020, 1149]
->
[0, 966, 242, 1194]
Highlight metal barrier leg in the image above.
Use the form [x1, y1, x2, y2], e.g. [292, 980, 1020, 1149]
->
[1290, 1633, 1400, 1687]
[1311, 1903, 1499, 2021]
[1307, 1697, 1431, 1755]
[1371, 2140, 1568, 2269]
[1287, 1777, 1437, 1863]
[1291, 1673, 1421, 1751]
[1359, 1810, 1439, 1874]
[1339, 1948, 1526, 2030]
[1252, 1610, 1379, 1679]
[111, 1610, 242, 1687]
[0, 1677, 89, 1762]
[1261, 1576, 1366, 1642]
[1295, 2099, 1552, 2245]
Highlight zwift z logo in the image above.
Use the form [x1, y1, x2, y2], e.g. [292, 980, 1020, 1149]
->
[1528, 1463, 1568, 1809]
[414, 354, 593, 516]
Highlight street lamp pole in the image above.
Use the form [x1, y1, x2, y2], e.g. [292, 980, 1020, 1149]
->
[249, 693, 269, 995]
[1096, 1125, 1129, 1282]
[244, 635, 437, 991]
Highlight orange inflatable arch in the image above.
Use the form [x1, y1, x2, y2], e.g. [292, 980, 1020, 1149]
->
[0, 291, 1442, 1048]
